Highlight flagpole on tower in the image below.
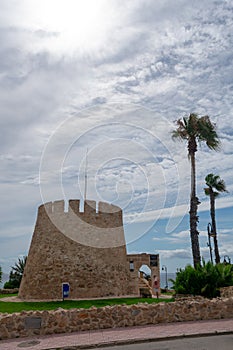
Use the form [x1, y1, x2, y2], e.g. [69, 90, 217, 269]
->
[84, 148, 88, 202]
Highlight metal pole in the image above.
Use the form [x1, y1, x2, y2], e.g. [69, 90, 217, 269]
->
[162, 265, 168, 289]
[84, 148, 88, 201]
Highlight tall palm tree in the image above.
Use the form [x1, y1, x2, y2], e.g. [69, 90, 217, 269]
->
[204, 173, 227, 264]
[172, 113, 220, 267]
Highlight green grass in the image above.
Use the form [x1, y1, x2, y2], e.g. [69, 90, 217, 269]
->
[161, 291, 174, 295]
[0, 293, 18, 299]
[0, 295, 174, 314]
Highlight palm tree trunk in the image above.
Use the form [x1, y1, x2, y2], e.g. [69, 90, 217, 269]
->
[210, 191, 220, 264]
[189, 151, 201, 268]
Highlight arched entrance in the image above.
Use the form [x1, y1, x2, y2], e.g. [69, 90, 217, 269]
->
[138, 264, 152, 297]
[127, 253, 160, 297]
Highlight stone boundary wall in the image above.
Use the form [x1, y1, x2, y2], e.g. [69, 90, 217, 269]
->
[0, 289, 19, 294]
[0, 297, 233, 340]
[221, 286, 233, 298]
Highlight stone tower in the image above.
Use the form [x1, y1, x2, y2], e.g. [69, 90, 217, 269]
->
[19, 199, 133, 300]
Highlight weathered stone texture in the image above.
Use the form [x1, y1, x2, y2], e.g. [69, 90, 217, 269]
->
[221, 286, 233, 298]
[0, 289, 19, 294]
[19, 200, 134, 300]
[0, 297, 233, 340]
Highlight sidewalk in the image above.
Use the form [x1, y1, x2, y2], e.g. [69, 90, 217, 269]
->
[1, 318, 233, 350]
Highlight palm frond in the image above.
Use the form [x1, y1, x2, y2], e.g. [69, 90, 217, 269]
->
[213, 191, 220, 198]
[171, 130, 186, 141]
[186, 113, 198, 136]
[11, 256, 27, 275]
[205, 173, 227, 194]
[172, 118, 189, 140]
[215, 179, 228, 193]
[205, 173, 216, 187]
[204, 187, 210, 196]
[197, 116, 221, 150]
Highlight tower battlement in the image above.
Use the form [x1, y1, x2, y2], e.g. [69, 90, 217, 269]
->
[38, 199, 122, 228]
[39, 199, 121, 214]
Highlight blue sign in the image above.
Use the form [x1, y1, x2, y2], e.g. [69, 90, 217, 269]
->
[62, 282, 70, 300]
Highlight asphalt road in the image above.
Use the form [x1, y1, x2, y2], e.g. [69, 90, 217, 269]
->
[92, 334, 233, 350]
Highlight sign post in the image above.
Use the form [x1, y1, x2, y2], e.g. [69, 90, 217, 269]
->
[62, 282, 70, 301]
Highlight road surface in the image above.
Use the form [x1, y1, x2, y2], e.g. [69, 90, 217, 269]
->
[91, 334, 233, 350]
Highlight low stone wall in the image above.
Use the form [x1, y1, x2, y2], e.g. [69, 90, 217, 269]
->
[0, 288, 19, 294]
[0, 297, 233, 340]
[221, 286, 233, 298]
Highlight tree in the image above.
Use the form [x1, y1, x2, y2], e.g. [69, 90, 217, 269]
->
[172, 113, 220, 267]
[4, 256, 27, 289]
[0, 266, 2, 284]
[204, 173, 227, 264]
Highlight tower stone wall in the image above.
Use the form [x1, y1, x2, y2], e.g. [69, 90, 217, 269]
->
[19, 199, 135, 300]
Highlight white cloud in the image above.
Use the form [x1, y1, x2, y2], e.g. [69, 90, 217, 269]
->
[158, 249, 191, 260]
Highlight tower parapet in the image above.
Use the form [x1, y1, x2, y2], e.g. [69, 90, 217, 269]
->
[39, 199, 123, 228]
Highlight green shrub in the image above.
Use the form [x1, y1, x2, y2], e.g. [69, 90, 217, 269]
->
[171, 260, 233, 298]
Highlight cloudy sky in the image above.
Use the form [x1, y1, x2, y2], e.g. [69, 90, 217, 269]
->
[1, 0, 233, 280]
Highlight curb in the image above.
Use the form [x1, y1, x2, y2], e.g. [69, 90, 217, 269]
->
[37, 330, 233, 350]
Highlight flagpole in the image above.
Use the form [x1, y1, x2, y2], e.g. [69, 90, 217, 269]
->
[84, 148, 88, 201]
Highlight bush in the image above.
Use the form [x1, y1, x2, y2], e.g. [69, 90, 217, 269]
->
[4, 271, 22, 289]
[171, 260, 233, 298]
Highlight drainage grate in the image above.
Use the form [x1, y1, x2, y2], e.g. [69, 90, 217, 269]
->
[17, 340, 41, 348]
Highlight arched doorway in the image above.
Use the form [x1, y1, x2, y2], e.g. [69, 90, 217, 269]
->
[138, 264, 152, 297]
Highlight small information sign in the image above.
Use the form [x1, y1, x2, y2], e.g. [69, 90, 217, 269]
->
[24, 317, 42, 329]
[62, 282, 70, 300]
